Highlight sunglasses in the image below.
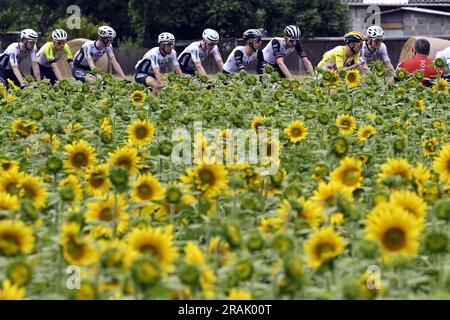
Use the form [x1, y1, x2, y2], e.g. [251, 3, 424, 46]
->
[163, 42, 175, 47]
[287, 38, 299, 44]
[102, 37, 114, 42]
[54, 40, 66, 46]
[254, 37, 262, 43]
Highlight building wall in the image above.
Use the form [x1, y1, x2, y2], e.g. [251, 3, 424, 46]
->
[403, 12, 450, 36]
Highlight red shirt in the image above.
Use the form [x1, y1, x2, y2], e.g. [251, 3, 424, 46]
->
[397, 54, 438, 78]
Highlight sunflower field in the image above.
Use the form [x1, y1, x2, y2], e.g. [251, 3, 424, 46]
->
[0, 65, 449, 300]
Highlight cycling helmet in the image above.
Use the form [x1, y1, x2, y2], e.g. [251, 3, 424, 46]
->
[98, 26, 116, 39]
[366, 25, 384, 39]
[284, 25, 301, 39]
[158, 32, 175, 44]
[344, 31, 365, 43]
[202, 29, 220, 44]
[21, 29, 38, 40]
[52, 29, 68, 41]
[243, 29, 263, 41]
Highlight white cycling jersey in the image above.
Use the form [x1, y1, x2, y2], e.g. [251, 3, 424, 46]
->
[177, 41, 222, 72]
[223, 46, 262, 73]
[358, 42, 390, 65]
[0, 42, 37, 70]
[73, 40, 114, 68]
[435, 46, 450, 77]
[262, 37, 307, 65]
[135, 47, 179, 75]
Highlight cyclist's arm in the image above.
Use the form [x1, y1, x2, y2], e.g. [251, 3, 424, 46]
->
[171, 51, 183, 76]
[11, 65, 26, 86]
[64, 44, 74, 69]
[30, 46, 40, 82]
[296, 41, 314, 76]
[234, 50, 246, 71]
[110, 56, 127, 80]
[50, 62, 63, 81]
[191, 48, 207, 76]
[276, 56, 294, 80]
[212, 47, 224, 71]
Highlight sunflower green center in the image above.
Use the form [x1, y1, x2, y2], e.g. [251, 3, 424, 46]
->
[315, 243, 334, 259]
[382, 227, 406, 251]
[72, 152, 88, 167]
[0, 232, 21, 255]
[198, 169, 215, 185]
[137, 183, 153, 200]
[291, 127, 303, 137]
[99, 207, 113, 221]
[135, 126, 148, 139]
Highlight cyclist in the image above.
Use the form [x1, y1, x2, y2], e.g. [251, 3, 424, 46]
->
[32, 29, 73, 84]
[359, 25, 394, 74]
[177, 28, 224, 76]
[223, 29, 264, 74]
[134, 32, 183, 94]
[0, 28, 40, 89]
[260, 25, 314, 79]
[317, 31, 365, 72]
[72, 26, 128, 83]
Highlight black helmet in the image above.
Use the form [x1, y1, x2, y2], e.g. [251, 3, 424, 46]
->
[243, 29, 263, 41]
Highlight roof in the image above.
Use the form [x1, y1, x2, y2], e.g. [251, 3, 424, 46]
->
[400, 6, 450, 15]
[342, 0, 450, 6]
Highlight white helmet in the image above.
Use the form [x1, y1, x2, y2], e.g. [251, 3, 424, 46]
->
[21, 29, 38, 40]
[284, 25, 301, 39]
[52, 29, 67, 41]
[202, 28, 219, 44]
[366, 25, 384, 39]
[98, 26, 116, 39]
[158, 32, 175, 44]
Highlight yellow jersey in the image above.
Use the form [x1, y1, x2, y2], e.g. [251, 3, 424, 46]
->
[36, 42, 73, 67]
[317, 46, 359, 71]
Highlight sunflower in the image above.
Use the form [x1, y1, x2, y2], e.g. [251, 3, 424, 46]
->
[108, 146, 141, 174]
[130, 90, 146, 106]
[311, 180, 354, 207]
[422, 137, 438, 157]
[0, 158, 19, 173]
[389, 190, 427, 225]
[377, 158, 411, 183]
[344, 69, 361, 88]
[0, 170, 24, 196]
[64, 140, 96, 172]
[304, 227, 345, 268]
[336, 114, 356, 135]
[433, 144, 450, 184]
[432, 77, 448, 93]
[85, 194, 128, 238]
[228, 288, 252, 300]
[251, 116, 270, 134]
[357, 125, 376, 141]
[415, 100, 425, 112]
[11, 119, 37, 138]
[411, 163, 431, 186]
[128, 119, 155, 147]
[258, 216, 285, 234]
[84, 164, 111, 196]
[19, 174, 47, 209]
[330, 157, 363, 190]
[58, 175, 83, 204]
[100, 117, 112, 143]
[0, 191, 19, 211]
[42, 133, 60, 151]
[180, 162, 228, 198]
[365, 203, 421, 260]
[0, 279, 25, 300]
[126, 225, 178, 273]
[0, 220, 34, 256]
[284, 121, 308, 143]
[277, 197, 325, 228]
[130, 173, 165, 203]
[60, 223, 99, 265]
